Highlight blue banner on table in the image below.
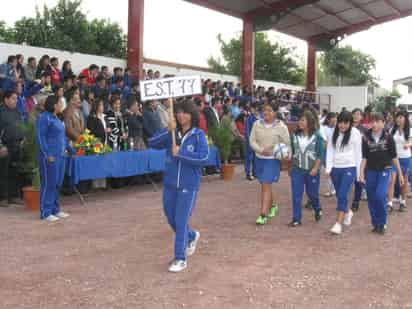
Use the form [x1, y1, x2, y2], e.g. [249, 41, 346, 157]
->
[68, 146, 221, 185]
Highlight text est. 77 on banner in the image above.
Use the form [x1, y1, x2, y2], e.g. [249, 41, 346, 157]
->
[140, 75, 202, 101]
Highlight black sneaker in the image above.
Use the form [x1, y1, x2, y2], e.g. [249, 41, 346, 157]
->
[314, 209, 322, 222]
[376, 225, 387, 235]
[304, 201, 313, 210]
[399, 203, 407, 212]
[351, 201, 360, 212]
[288, 221, 302, 227]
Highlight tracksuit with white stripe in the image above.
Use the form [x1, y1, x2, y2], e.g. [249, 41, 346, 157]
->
[326, 128, 363, 213]
[290, 131, 325, 223]
[149, 127, 209, 261]
[36, 111, 72, 219]
[362, 129, 397, 228]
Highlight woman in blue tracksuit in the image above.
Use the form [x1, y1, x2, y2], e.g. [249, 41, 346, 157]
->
[149, 99, 209, 273]
[289, 110, 325, 227]
[37, 95, 73, 222]
[244, 102, 259, 180]
[360, 112, 403, 235]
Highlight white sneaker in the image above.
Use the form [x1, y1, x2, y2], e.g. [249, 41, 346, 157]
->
[186, 231, 200, 257]
[168, 260, 187, 273]
[343, 210, 354, 226]
[393, 198, 399, 204]
[55, 212, 70, 219]
[330, 222, 342, 235]
[361, 190, 368, 201]
[45, 215, 59, 222]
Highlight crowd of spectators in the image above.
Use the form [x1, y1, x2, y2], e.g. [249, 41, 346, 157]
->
[0, 53, 319, 202]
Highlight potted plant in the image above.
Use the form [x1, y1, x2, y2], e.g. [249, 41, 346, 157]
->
[209, 125, 235, 181]
[19, 120, 41, 211]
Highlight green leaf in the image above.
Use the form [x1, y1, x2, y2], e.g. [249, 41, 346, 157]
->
[1, 0, 126, 58]
[208, 32, 305, 85]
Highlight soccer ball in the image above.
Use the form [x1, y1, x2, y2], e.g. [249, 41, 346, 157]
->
[273, 143, 290, 160]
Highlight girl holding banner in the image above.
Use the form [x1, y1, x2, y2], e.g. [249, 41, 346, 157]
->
[149, 99, 209, 273]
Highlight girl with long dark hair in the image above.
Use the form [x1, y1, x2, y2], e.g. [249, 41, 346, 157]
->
[35, 55, 51, 79]
[61, 61, 74, 80]
[87, 99, 110, 189]
[326, 111, 362, 235]
[289, 110, 325, 226]
[87, 98, 110, 145]
[149, 99, 208, 273]
[106, 96, 126, 151]
[388, 110, 412, 212]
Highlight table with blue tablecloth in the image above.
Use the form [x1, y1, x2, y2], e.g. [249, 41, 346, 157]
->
[68, 146, 221, 185]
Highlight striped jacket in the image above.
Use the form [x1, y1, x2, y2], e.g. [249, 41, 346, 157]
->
[291, 131, 325, 172]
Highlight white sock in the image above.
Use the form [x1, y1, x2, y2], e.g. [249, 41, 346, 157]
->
[400, 199, 406, 204]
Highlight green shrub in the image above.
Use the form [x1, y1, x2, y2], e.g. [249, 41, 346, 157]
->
[19, 117, 40, 190]
[209, 125, 234, 164]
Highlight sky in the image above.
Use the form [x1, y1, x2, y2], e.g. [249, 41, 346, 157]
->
[0, 0, 411, 90]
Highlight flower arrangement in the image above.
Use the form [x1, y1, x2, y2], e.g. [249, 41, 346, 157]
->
[74, 130, 112, 156]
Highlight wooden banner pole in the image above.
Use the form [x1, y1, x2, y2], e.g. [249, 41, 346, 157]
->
[169, 98, 176, 147]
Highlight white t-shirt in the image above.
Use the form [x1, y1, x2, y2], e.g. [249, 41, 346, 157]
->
[320, 125, 334, 143]
[326, 127, 362, 178]
[393, 129, 412, 159]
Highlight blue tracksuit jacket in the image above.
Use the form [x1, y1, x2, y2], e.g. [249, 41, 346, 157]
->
[149, 127, 209, 191]
[149, 127, 209, 261]
[37, 111, 73, 219]
[244, 113, 258, 176]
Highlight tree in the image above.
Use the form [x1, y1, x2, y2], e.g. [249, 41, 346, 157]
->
[0, 21, 14, 42]
[318, 45, 376, 86]
[87, 19, 127, 58]
[0, 0, 126, 58]
[208, 33, 305, 85]
[372, 89, 401, 113]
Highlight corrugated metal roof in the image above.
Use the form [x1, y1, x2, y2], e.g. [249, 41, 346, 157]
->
[184, 0, 412, 42]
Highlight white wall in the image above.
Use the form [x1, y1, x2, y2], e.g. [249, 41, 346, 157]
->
[0, 42, 303, 91]
[318, 86, 368, 112]
[0, 42, 126, 73]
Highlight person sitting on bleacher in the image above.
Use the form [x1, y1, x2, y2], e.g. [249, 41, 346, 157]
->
[0, 55, 19, 91]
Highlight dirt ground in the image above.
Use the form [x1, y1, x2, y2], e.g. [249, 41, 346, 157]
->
[1, 167, 412, 309]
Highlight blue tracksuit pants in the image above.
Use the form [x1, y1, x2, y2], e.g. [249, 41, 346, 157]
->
[163, 186, 198, 261]
[394, 157, 410, 199]
[244, 144, 255, 177]
[291, 168, 321, 222]
[366, 169, 391, 227]
[39, 155, 65, 219]
[330, 167, 356, 213]
[353, 181, 364, 202]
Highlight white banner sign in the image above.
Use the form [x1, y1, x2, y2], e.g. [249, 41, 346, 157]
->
[140, 75, 202, 101]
